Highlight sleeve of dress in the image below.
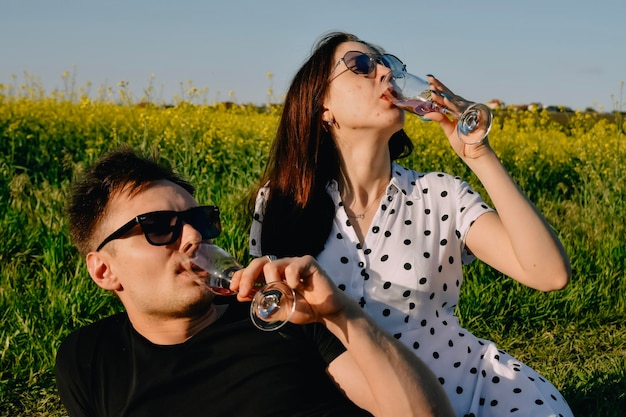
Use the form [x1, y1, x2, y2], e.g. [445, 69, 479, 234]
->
[249, 186, 269, 258]
[452, 176, 495, 264]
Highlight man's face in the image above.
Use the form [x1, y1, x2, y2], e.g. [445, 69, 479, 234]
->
[91, 180, 216, 321]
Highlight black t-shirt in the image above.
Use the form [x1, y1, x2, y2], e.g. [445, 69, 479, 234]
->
[55, 297, 372, 417]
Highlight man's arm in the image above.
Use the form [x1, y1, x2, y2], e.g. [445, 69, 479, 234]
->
[234, 256, 455, 417]
[322, 300, 454, 416]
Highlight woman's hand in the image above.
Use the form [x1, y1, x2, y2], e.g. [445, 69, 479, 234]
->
[423, 75, 493, 160]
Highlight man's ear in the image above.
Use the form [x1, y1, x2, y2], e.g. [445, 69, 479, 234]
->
[86, 252, 122, 291]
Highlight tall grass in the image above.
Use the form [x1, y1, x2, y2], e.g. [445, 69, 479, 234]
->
[0, 84, 624, 416]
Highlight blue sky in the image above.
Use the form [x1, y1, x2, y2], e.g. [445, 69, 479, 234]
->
[2, 0, 625, 111]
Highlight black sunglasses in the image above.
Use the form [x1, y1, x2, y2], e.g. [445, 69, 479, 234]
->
[330, 50, 406, 79]
[96, 206, 221, 252]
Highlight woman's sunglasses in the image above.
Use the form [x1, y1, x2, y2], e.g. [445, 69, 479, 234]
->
[96, 206, 221, 251]
[330, 50, 406, 79]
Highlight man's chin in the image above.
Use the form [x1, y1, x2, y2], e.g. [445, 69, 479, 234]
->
[183, 294, 216, 317]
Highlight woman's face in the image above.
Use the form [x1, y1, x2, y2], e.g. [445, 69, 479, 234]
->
[323, 41, 404, 138]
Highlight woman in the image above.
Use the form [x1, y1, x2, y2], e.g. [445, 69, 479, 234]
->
[249, 31, 573, 417]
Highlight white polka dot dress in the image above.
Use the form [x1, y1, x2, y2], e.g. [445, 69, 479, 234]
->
[251, 162, 574, 417]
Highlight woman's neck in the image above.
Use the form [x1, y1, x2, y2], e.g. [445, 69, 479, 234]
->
[338, 144, 391, 204]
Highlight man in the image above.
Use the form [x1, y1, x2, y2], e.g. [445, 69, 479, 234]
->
[55, 147, 454, 417]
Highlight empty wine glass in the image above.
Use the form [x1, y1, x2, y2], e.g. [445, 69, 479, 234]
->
[189, 243, 296, 331]
[383, 70, 493, 145]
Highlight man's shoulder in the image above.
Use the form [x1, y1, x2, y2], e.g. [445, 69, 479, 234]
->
[66, 311, 128, 336]
[57, 312, 129, 356]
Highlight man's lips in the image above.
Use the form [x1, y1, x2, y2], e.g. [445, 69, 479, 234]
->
[176, 260, 207, 277]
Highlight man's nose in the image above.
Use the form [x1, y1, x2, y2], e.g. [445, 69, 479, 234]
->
[179, 222, 204, 255]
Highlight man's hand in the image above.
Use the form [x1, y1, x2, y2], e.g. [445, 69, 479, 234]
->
[231, 255, 351, 324]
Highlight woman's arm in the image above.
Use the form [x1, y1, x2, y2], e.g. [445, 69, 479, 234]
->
[425, 75, 571, 291]
[463, 149, 571, 291]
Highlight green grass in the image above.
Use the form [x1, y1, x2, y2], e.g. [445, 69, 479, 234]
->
[0, 92, 624, 416]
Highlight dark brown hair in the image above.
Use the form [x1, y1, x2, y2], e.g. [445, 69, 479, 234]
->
[68, 147, 194, 255]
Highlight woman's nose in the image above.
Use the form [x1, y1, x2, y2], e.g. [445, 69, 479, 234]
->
[377, 62, 392, 78]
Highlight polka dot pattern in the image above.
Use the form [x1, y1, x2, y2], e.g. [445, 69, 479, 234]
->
[250, 163, 573, 417]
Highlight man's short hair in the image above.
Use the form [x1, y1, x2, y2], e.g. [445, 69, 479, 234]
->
[68, 147, 194, 255]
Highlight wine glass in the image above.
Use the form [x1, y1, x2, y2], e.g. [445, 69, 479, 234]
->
[189, 243, 296, 331]
[383, 70, 493, 145]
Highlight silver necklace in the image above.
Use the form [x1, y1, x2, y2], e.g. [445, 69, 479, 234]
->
[344, 186, 387, 220]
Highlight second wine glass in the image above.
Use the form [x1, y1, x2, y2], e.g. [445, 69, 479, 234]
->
[189, 243, 296, 331]
[383, 70, 493, 145]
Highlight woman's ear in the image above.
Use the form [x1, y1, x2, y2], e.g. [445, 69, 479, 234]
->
[321, 107, 336, 130]
[86, 252, 121, 291]
[321, 106, 335, 125]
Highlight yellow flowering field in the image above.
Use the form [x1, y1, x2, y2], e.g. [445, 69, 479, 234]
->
[0, 85, 624, 416]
